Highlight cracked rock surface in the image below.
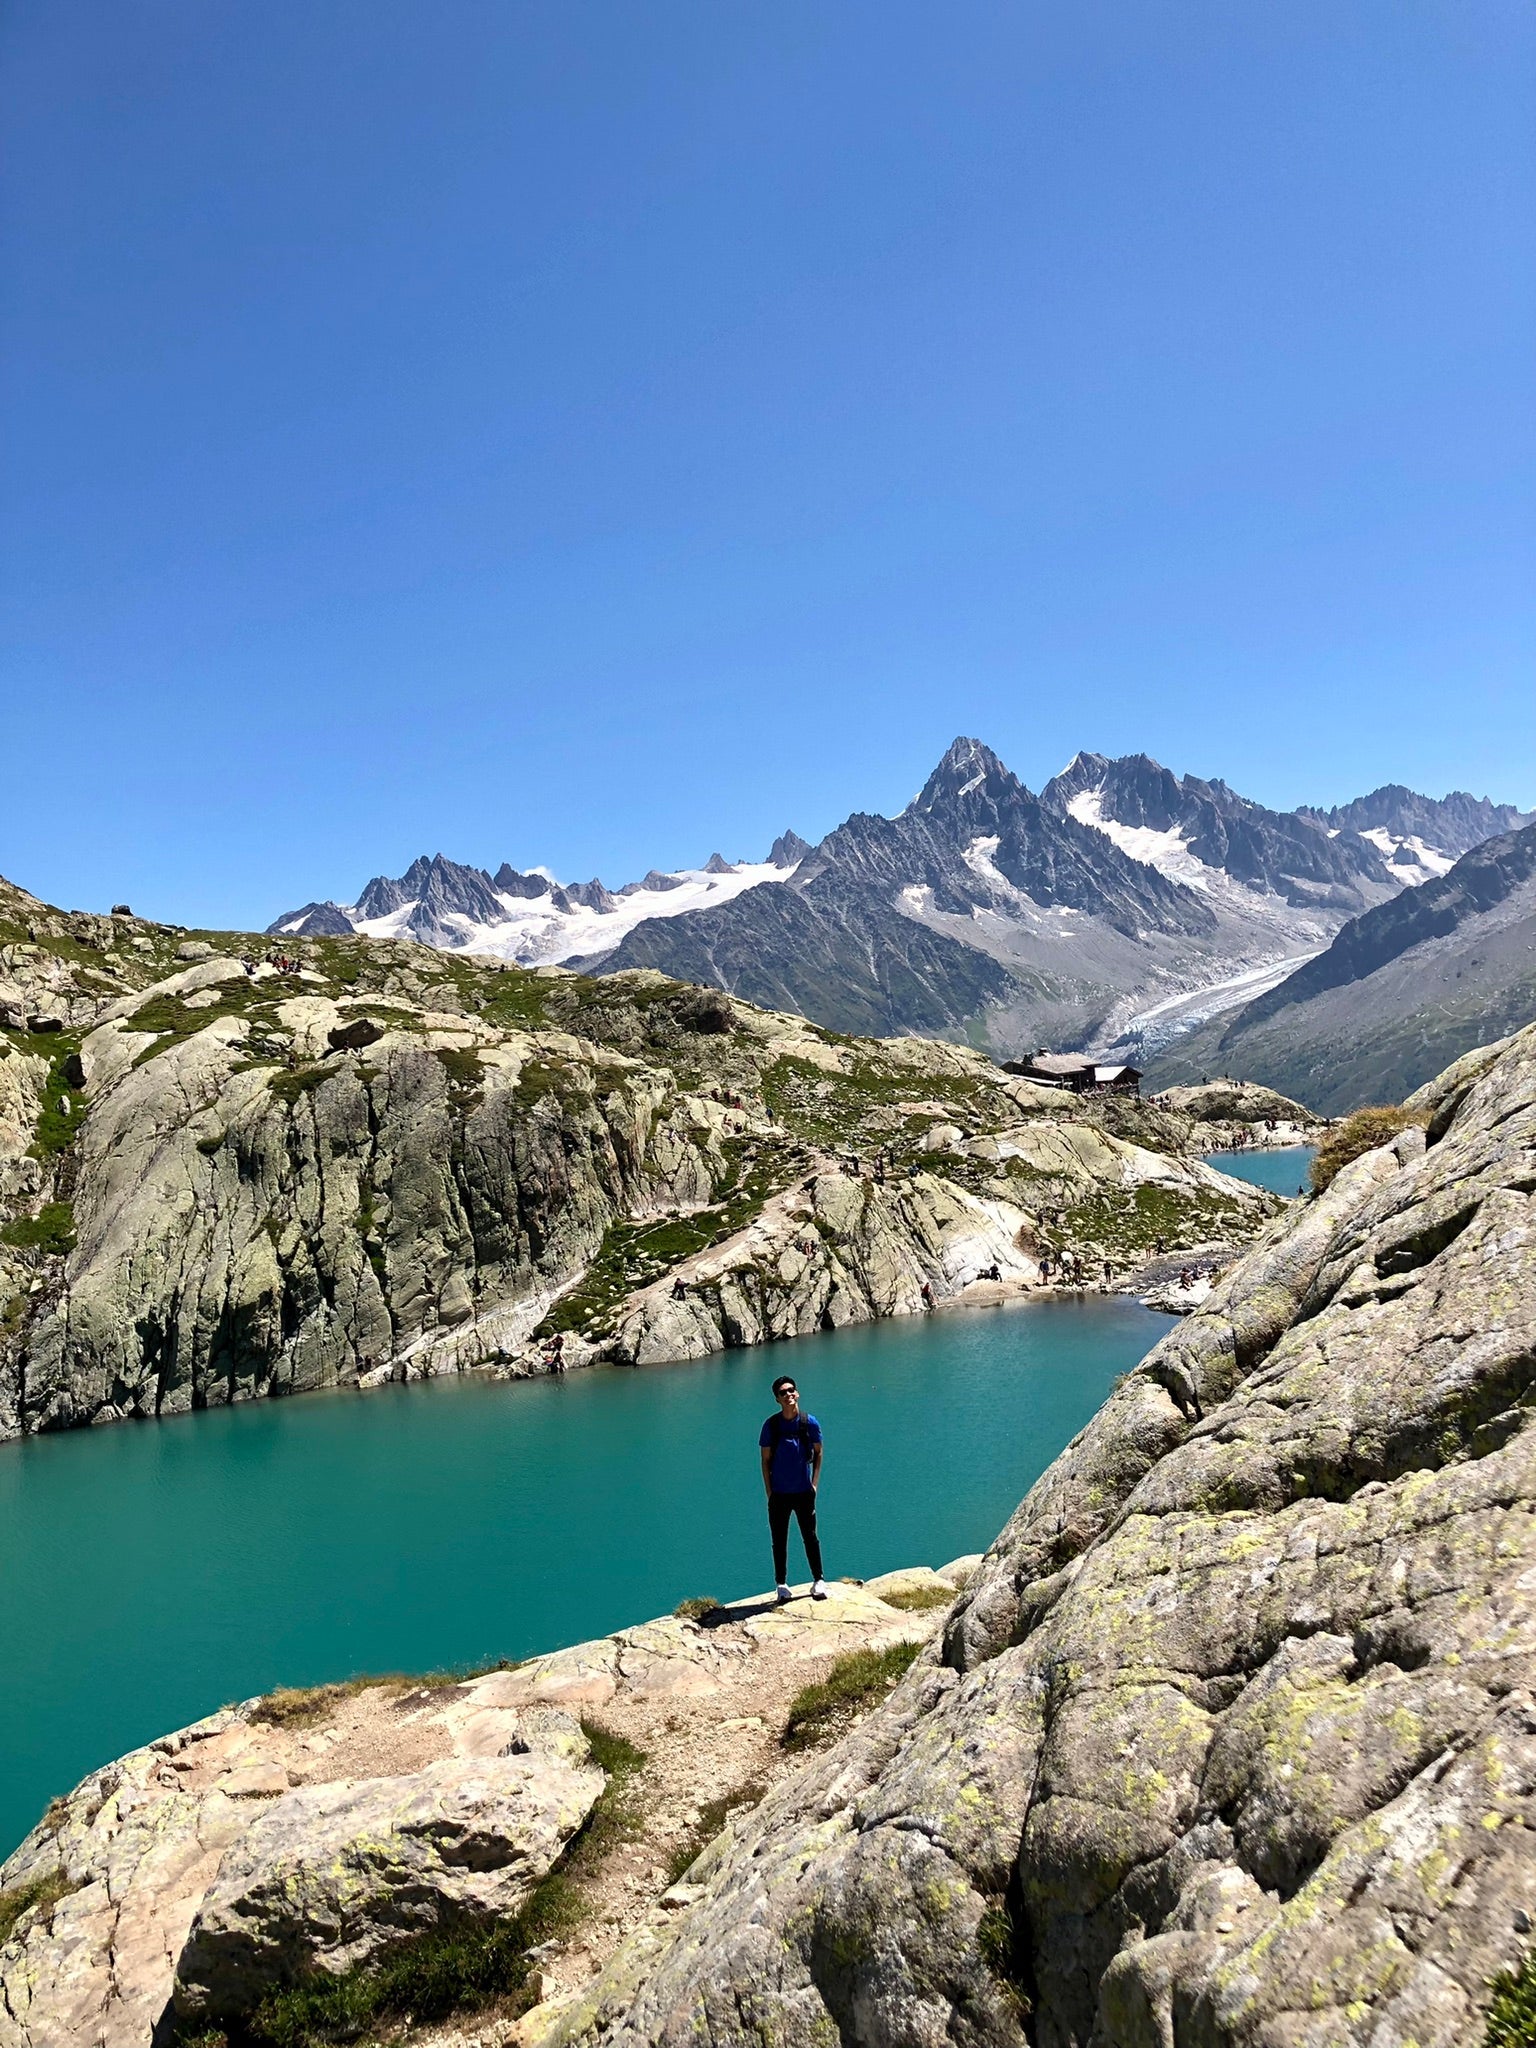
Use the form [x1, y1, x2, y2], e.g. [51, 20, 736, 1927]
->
[173, 1749, 604, 2024]
[0, 1683, 593, 2048]
[536, 1023, 1536, 2048]
[0, 1569, 969, 2046]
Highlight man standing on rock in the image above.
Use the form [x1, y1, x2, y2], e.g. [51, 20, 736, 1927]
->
[760, 1374, 827, 1603]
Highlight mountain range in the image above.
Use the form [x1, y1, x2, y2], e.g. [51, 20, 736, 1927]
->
[271, 739, 1532, 1089]
[1147, 810, 1536, 1110]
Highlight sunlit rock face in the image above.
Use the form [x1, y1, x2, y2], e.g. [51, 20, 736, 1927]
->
[546, 1023, 1536, 2048]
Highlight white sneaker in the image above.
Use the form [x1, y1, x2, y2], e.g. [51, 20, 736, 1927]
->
[776, 1584, 793, 1604]
[811, 1579, 828, 1600]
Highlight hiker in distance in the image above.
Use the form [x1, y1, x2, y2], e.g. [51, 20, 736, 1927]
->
[760, 1374, 827, 1603]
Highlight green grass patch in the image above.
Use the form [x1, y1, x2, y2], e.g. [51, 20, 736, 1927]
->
[128, 994, 224, 1038]
[877, 1583, 953, 1613]
[250, 1661, 529, 1731]
[26, 1039, 87, 1159]
[355, 1176, 386, 1284]
[191, 1878, 580, 2046]
[1051, 1180, 1265, 1265]
[761, 1052, 1016, 1154]
[125, 982, 277, 1069]
[435, 1045, 485, 1109]
[0, 1201, 77, 1256]
[673, 1595, 723, 1622]
[0, 916, 116, 974]
[782, 1640, 921, 1750]
[534, 1144, 788, 1340]
[267, 1065, 334, 1106]
[476, 974, 559, 1034]
[512, 1054, 594, 1109]
[1310, 1104, 1427, 1193]
[664, 1781, 766, 1885]
[0, 1866, 81, 1945]
[976, 1894, 1032, 2019]
[1488, 1951, 1536, 2047]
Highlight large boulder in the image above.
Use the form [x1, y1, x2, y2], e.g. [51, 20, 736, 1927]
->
[173, 1748, 602, 2023]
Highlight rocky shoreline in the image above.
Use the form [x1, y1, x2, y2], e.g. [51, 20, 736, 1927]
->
[0, 875, 1279, 1442]
[0, 1560, 979, 2048]
[4, 1020, 1533, 2044]
[536, 1021, 1536, 2048]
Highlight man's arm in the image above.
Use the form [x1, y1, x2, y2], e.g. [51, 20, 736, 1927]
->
[810, 1440, 823, 1490]
[761, 1445, 774, 1498]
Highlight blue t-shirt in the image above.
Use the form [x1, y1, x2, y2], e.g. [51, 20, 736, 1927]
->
[760, 1411, 822, 1494]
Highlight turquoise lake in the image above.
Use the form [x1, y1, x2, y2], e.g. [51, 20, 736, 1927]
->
[1201, 1146, 1316, 1198]
[0, 1296, 1171, 1858]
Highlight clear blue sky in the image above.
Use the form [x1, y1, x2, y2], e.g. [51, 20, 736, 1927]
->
[3, 2, 1532, 930]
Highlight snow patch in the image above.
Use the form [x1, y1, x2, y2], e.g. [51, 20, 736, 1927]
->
[962, 835, 1010, 892]
[1066, 789, 1215, 890]
[1359, 827, 1454, 886]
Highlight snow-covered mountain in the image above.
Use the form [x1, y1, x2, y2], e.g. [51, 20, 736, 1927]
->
[268, 742, 1529, 1061]
[1148, 815, 1536, 1112]
[1297, 785, 1534, 888]
[1040, 752, 1392, 908]
[270, 847, 800, 962]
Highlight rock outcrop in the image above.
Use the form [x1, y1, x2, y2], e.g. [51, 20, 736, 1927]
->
[0, 1683, 597, 2048]
[0, 873, 1273, 1443]
[174, 1749, 603, 2024]
[534, 1021, 1536, 2048]
[0, 1565, 976, 2047]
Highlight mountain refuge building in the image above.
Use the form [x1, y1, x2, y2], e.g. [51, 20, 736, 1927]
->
[1001, 1052, 1143, 1096]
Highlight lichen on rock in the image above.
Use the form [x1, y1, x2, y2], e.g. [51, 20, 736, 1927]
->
[534, 1022, 1536, 2048]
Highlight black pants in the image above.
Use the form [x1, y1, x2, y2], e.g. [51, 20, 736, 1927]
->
[768, 1490, 823, 1584]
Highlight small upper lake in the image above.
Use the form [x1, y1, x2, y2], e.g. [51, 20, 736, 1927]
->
[1201, 1146, 1316, 1198]
[0, 1296, 1170, 1859]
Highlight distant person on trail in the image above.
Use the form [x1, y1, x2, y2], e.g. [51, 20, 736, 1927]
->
[759, 1375, 826, 1604]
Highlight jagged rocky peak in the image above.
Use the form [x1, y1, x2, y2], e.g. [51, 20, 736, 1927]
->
[258, 742, 1534, 1072]
[768, 829, 811, 869]
[617, 869, 685, 896]
[1042, 749, 1189, 832]
[268, 901, 355, 938]
[351, 853, 497, 927]
[556, 878, 617, 913]
[912, 734, 1022, 813]
[492, 863, 554, 899]
[1042, 748, 1397, 910]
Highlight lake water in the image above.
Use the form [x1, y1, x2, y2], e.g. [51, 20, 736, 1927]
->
[1201, 1146, 1316, 1198]
[0, 1296, 1172, 1859]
